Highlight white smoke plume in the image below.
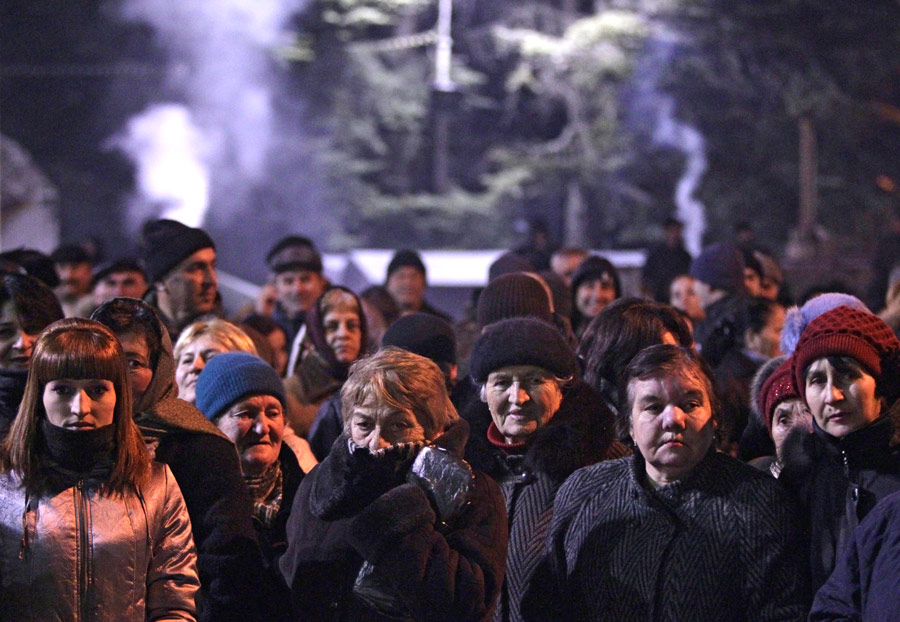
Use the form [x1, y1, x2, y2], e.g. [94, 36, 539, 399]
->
[110, 0, 304, 232]
[653, 97, 707, 257]
[631, 32, 708, 257]
[108, 104, 210, 229]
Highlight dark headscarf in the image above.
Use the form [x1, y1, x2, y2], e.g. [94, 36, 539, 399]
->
[304, 286, 368, 382]
[91, 297, 224, 437]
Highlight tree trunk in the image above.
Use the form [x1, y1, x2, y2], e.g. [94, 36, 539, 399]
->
[798, 115, 817, 240]
[564, 179, 589, 247]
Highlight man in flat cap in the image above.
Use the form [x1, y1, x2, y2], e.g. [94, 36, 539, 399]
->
[264, 236, 328, 346]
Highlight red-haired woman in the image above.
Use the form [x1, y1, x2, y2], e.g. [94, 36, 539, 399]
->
[0, 318, 199, 621]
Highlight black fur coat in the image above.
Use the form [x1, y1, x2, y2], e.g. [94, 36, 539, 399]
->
[279, 419, 508, 621]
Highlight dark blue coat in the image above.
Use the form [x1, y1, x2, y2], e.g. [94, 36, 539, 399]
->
[810, 490, 900, 621]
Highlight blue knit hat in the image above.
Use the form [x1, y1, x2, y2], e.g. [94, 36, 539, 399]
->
[195, 352, 286, 420]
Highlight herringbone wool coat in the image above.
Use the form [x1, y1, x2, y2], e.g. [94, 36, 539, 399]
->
[464, 380, 625, 622]
[523, 450, 808, 622]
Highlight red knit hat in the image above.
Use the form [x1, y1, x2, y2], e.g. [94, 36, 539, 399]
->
[791, 305, 900, 403]
[759, 358, 799, 431]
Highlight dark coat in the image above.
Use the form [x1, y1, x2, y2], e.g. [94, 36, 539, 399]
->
[279, 420, 508, 621]
[0, 369, 26, 443]
[130, 301, 276, 622]
[641, 242, 692, 302]
[523, 450, 807, 622]
[463, 380, 626, 622]
[779, 404, 900, 596]
[308, 392, 343, 462]
[810, 490, 900, 622]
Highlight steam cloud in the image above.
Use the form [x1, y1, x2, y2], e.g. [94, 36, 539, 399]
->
[109, 0, 305, 234]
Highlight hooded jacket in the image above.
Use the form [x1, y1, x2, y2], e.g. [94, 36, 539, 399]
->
[463, 379, 627, 622]
[0, 462, 199, 621]
[124, 300, 274, 622]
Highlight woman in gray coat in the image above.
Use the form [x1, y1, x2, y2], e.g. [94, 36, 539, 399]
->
[525, 345, 806, 622]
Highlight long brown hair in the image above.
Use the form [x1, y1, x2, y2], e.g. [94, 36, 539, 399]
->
[0, 318, 150, 494]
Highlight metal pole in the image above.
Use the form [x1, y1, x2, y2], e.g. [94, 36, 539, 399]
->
[434, 0, 453, 91]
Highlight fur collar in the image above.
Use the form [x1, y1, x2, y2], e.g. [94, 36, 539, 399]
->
[463, 379, 618, 484]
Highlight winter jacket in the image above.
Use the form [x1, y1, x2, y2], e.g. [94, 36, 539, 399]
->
[810, 490, 900, 621]
[127, 300, 273, 622]
[523, 450, 807, 622]
[279, 419, 508, 621]
[0, 461, 199, 621]
[0, 368, 26, 443]
[463, 380, 626, 622]
[779, 404, 900, 596]
[308, 391, 344, 462]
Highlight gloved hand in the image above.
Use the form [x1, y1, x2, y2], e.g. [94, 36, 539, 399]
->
[346, 440, 426, 499]
[407, 446, 474, 524]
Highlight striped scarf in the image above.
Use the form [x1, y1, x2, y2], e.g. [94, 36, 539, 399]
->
[244, 460, 283, 529]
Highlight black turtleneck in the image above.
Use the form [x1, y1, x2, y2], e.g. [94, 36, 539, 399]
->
[41, 419, 115, 490]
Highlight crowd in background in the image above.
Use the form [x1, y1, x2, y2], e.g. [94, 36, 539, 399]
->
[1, 214, 900, 621]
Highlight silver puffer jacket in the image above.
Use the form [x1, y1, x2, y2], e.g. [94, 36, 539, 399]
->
[0, 462, 199, 621]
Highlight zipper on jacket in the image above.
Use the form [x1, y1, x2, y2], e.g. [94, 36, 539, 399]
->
[75, 479, 91, 621]
[842, 450, 860, 504]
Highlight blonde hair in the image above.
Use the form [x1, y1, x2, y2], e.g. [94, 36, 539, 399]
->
[174, 319, 257, 362]
[0, 319, 149, 495]
[341, 347, 457, 440]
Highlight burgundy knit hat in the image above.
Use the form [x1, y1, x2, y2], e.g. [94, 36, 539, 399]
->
[759, 358, 799, 431]
[791, 305, 900, 402]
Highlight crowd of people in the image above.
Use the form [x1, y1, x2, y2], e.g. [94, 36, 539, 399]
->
[0, 216, 899, 621]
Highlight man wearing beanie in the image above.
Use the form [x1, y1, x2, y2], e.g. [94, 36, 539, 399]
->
[384, 249, 451, 321]
[689, 241, 748, 352]
[779, 304, 900, 596]
[263, 236, 328, 346]
[196, 352, 303, 621]
[142, 218, 220, 342]
[462, 317, 622, 622]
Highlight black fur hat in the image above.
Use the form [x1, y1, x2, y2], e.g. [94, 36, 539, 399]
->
[469, 317, 577, 383]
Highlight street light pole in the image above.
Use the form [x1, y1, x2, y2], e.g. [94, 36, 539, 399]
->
[431, 0, 456, 193]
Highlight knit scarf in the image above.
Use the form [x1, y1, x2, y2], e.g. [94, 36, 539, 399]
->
[41, 419, 115, 490]
[245, 460, 283, 529]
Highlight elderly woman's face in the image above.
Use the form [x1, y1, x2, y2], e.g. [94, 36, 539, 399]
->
[805, 357, 881, 438]
[629, 370, 716, 486]
[175, 334, 230, 404]
[349, 397, 426, 451]
[483, 364, 562, 445]
[770, 398, 812, 461]
[215, 394, 285, 476]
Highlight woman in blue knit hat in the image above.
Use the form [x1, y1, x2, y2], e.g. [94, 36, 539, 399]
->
[196, 351, 303, 621]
